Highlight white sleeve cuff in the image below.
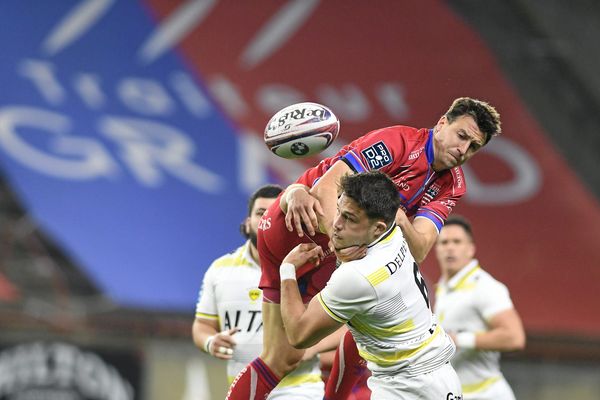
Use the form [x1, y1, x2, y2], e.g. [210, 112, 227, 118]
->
[280, 263, 297, 281]
[455, 332, 476, 349]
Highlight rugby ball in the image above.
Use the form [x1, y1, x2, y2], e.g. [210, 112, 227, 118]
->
[264, 102, 340, 159]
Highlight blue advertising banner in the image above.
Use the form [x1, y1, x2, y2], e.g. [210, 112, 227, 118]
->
[0, 0, 255, 310]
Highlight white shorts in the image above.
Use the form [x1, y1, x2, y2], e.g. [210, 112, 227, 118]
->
[368, 362, 462, 400]
[463, 377, 515, 400]
[268, 381, 324, 399]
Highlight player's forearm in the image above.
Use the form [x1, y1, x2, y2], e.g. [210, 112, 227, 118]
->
[395, 215, 432, 263]
[476, 327, 526, 351]
[310, 160, 353, 236]
[192, 319, 219, 351]
[455, 328, 525, 352]
[280, 279, 315, 348]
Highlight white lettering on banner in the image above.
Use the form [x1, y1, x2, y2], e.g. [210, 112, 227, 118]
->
[18, 59, 66, 105]
[99, 116, 225, 193]
[0, 342, 132, 399]
[18, 59, 214, 119]
[316, 84, 371, 122]
[463, 137, 542, 205]
[73, 73, 106, 109]
[117, 78, 175, 117]
[0, 106, 118, 179]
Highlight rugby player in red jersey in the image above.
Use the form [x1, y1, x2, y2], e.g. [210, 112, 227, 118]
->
[226, 97, 501, 400]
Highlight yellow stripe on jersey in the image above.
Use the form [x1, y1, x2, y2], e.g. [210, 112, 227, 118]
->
[212, 246, 251, 268]
[452, 265, 480, 291]
[377, 226, 398, 245]
[317, 293, 347, 323]
[358, 325, 441, 367]
[462, 376, 501, 394]
[195, 312, 218, 320]
[366, 267, 389, 286]
[350, 317, 415, 338]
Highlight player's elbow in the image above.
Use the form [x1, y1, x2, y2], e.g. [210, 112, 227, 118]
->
[286, 331, 312, 349]
[284, 325, 314, 349]
[510, 331, 526, 351]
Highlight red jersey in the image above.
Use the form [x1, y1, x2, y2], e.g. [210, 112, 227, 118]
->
[300, 126, 465, 232]
[258, 126, 465, 303]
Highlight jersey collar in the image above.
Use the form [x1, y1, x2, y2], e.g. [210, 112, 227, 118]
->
[367, 223, 398, 249]
[445, 259, 480, 290]
[426, 129, 435, 165]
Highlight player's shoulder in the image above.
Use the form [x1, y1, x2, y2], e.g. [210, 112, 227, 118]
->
[367, 125, 425, 141]
[437, 166, 467, 195]
[209, 244, 253, 269]
[473, 266, 509, 292]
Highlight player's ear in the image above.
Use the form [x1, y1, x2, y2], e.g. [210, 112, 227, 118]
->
[240, 218, 250, 238]
[435, 115, 447, 132]
[373, 220, 388, 236]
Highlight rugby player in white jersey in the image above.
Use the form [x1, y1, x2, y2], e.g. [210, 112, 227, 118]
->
[279, 171, 462, 399]
[193, 184, 325, 399]
[434, 215, 525, 399]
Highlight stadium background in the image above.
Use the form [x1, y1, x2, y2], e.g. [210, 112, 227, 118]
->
[0, 1, 598, 399]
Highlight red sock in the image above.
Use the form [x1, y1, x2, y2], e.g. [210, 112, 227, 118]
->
[226, 357, 281, 400]
[324, 330, 369, 400]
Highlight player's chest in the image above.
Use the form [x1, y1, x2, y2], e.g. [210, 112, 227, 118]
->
[435, 291, 480, 327]
[214, 270, 262, 305]
[388, 162, 440, 211]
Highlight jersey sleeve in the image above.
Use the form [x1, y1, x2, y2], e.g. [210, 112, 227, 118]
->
[317, 263, 377, 323]
[415, 167, 466, 232]
[474, 279, 514, 321]
[339, 127, 408, 175]
[195, 265, 218, 320]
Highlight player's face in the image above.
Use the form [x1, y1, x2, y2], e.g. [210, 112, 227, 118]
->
[432, 115, 485, 171]
[331, 194, 384, 251]
[246, 197, 277, 248]
[435, 225, 476, 277]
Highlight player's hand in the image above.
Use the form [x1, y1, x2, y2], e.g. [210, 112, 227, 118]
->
[334, 244, 368, 263]
[208, 328, 240, 360]
[283, 243, 324, 269]
[284, 187, 325, 237]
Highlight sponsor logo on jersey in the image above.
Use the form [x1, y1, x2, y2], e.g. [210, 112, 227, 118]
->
[258, 216, 272, 231]
[422, 183, 441, 205]
[446, 393, 462, 400]
[453, 167, 464, 189]
[408, 147, 424, 160]
[361, 141, 393, 169]
[248, 288, 261, 301]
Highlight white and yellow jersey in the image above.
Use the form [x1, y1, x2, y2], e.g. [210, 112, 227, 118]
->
[435, 260, 516, 399]
[196, 242, 323, 398]
[318, 226, 455, 377]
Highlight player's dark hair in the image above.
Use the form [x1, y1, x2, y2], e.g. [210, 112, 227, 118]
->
[241, 184, 283, 239]
[445, 97, 501, 145]
[247, 184, 283, 216]
[339, 171, 400, 227]
[443, 215, 474, 241]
